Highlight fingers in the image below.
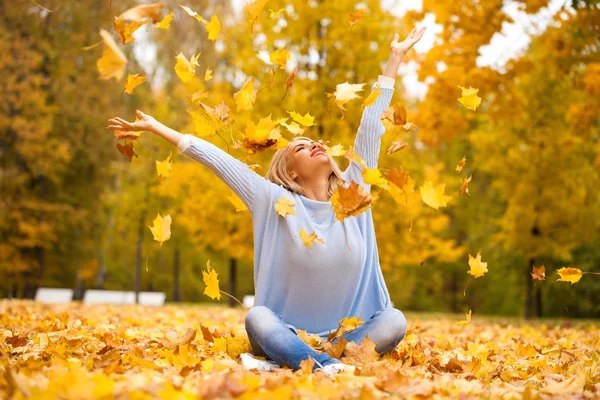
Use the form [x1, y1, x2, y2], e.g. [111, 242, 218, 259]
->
[106, 125, 122, 130]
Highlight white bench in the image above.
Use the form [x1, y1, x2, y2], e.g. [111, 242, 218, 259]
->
[82, 290, 166, 305]
[34, 288, 74, 303]
[243, 295, 255, 309]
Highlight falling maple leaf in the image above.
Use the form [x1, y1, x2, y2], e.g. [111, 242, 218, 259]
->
[362, 85, 382, 107]
[174, 52, 201, 83]
[456, 309, 472, 326]
[155, 11, 174, 29]
[362, 167, 389, 190]
[96, 29, 128, 80]
[459, 174, 472, 197]
[155, 151, 172, 178]
[119, 2, 165, 22]
[556, 267, 583, 285]
[202, 260, 221, 300]
[327, 82, 366, 113]
[246, 0, 270, 32]
[531, 264, 546, 281]
[116, 142, 137, 161]
[456, 155, 467, 173]
[269, 48, 290, 69]
[279, 121, 304, 135]
[385, 140, 408, 155]
[113, 17, 147, 44]
[330, 180, 378, 222]
[324, 143, 346, 157]
[420, 181, 451, 210]
[228, 191, 248, 212]
[344, 148, 367, 169]
[124, 73, 146, 94]
[236, 114, 286, 154]
[204, 68, 213, 81]
[299, 228, 325, 248]
[148, 213, 172, 246]
[457, 85, 482, 111]
[274, 196, 297, 218]
[348, 9, 367, 29]
[179, 5, 208, 23]
[287, 110, 315, 127]
[380, 103, 418, 131]
[205, 15, 221, 41]
[233, 77, 258, 112]
[468, 251, 488, 278]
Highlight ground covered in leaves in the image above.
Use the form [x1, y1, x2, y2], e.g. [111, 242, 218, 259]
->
[1, 300, 598, 399]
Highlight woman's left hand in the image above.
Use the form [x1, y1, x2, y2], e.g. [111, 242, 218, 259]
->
[390, 26, 426, 57]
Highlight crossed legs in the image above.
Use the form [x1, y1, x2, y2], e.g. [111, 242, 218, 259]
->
[245, 305, 407, 371]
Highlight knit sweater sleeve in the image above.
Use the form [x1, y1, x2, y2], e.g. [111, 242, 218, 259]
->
[176, 134, 276, 214]
[342, 75, 395, 192]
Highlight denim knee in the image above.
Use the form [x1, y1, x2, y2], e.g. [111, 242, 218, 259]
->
[245, 305, 269, 330]
[379, 308, 407, 351]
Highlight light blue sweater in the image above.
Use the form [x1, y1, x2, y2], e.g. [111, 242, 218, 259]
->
[177, 76, 395, 337]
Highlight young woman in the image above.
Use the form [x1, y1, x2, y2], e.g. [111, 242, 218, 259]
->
[108, 26, 426, 377]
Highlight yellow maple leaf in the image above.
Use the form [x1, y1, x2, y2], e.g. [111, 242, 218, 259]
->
[228, 192, 248, 212]
[96, 29, 128, 81]
[459, 174, 472, 196]
[456, 309, 472, 326]
[280, 121, 304, 135]
[237, 114, 283, 153]
[202, 260, 221, 300]
[179, 5, 208, 23]
[556, 267, 583, 285]
[456, 155, 467, 173]
[148, 213, 172, 246]
[274, 196, 297, 218]
[124, 73, 146, 94]
[327, 82, 366, 111]
[269, 48, 291, 69]
[457, 85, 482, 111]
[155, 151, 172, 178]
[468, 251, 488, 278]
[204, 68, 213, 81]
[324, 143, 346, 157]
[174, 52, 201, 83]
[233, 76, 258, 112]
[420, 180, 451, 210]
[118, 2, 164, 22]
[287, 110, 315, 127]
[362, 167, 389, 189]
[344, 148, 367, 169]
[113, 17, 147, 44]
[155, 11, 174, 29]
[362, 85, 382, 107]
[299, 228, 325, 248]
[205, 15, 221, 41]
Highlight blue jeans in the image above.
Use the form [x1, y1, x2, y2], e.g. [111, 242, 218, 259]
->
[245, 305, 407, 371]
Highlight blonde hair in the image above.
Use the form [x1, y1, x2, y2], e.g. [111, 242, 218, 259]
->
[265, 136, 345, 199]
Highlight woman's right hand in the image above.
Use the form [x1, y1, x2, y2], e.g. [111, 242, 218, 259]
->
[107, 110, 158, 133]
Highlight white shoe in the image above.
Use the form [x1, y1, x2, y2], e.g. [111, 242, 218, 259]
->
[315, 362, 356, 378]
[239, 352, 280, 372]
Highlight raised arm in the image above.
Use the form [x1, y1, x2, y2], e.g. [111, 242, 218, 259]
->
[108, 110, 273, 214]
[343, 27, 426, 190]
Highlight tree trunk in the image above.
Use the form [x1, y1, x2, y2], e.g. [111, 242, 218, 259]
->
[134, 210, 145, 304]
[173, 246, 181, 302]
[228, 257, 237, 307]
[524, 258, 535, 319]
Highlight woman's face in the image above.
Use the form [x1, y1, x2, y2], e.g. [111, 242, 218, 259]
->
[286, 138, 332, 181]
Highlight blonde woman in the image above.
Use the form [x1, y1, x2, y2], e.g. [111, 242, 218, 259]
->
[108, 27, 426, 377]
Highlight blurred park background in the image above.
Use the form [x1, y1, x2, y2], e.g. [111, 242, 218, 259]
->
[1, 0, 598, 319]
